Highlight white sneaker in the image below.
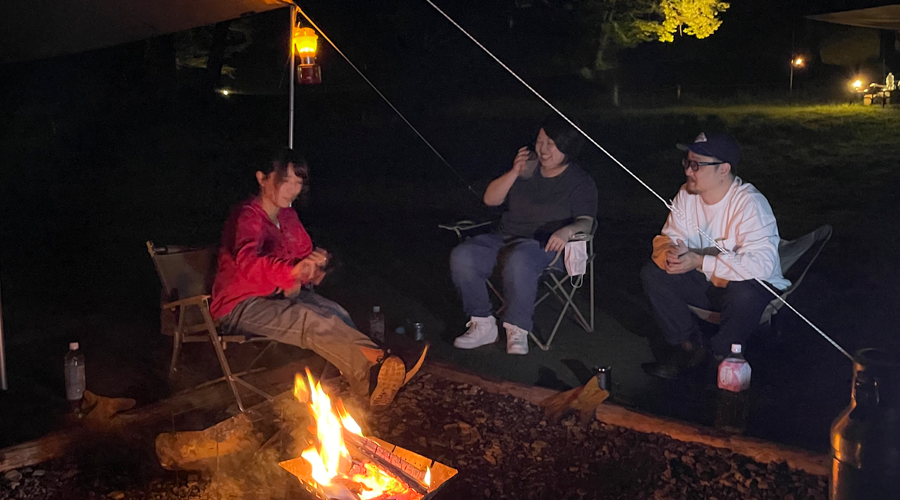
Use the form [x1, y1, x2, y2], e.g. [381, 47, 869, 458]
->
[504, 322, 529, 355]
[453, 316, 498, 349]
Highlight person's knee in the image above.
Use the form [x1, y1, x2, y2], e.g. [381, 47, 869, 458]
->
[503, 247, 543, 285]
[725, 281, 765, 303]
[450, 243, 479, 276]
[640, 260, 667, 289]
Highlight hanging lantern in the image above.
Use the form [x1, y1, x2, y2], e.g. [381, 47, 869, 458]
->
[293, 27, 321, 85]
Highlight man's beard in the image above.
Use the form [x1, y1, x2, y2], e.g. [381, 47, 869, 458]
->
[685, 179, 699, 195]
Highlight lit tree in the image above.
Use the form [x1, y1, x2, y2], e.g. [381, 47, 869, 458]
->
[635, 0, 730, 43]
[571, 0, 730, 71]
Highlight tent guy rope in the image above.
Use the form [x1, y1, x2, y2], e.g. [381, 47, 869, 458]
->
[423, 0, 852, 361]
[289, 1, 480, 200]
[288, 1, 852, 361]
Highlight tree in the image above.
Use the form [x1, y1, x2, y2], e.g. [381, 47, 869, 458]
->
[636, 0, 730, 43]
[572, 0, 730, 72]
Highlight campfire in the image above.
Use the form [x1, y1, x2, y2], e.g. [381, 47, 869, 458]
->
[280, 370, 456, 500]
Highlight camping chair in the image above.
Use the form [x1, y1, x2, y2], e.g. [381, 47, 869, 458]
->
[440, 220, 596, 351]
[687, 225, 833, 328]
[146, 241, 276, 413]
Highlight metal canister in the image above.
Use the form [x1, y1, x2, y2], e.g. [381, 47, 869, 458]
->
[596, 366, 612, 392]
[830, 348, 900, 500]
[412, 322, 425, 341]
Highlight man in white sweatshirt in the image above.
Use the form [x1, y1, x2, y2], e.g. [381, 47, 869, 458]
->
[641, 132, 790, 379]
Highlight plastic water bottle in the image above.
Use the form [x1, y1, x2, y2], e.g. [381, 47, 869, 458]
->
[64, 342, 86, 412]
[368, 306, 385, 344]
[714, 344, 751, 433]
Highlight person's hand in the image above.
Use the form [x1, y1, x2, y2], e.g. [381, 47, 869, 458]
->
[511, 146, 530, 177]
[545, 227, 575, 253]
[665, 239, 702, 274]
[291, 250, 329, 285]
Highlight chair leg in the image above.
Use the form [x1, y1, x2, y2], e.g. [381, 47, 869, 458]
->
[588, 257, 595, 332]
[548, 275, 592, 332]
[487, 279, 507, 315]
[530, 288, 572, 351]
[169, 329, 183, 378]
[208, 330, 246, 412]
[246, 341, 277, 371]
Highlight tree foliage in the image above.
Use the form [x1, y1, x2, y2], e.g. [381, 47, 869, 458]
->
[572, 0, 729, 71]
[635, 0, 730, 43]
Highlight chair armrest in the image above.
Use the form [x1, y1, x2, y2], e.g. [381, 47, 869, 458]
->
[162, 295, 211, 310]
[569, 232, 590, 242]
[438, 220, 495, 240]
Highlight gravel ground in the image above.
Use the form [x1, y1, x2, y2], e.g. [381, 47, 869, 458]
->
[0, 372, 828, 500]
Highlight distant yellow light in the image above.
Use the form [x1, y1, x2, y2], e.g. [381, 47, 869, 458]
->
[793, 57, 803, 67]
[293, 27, 318, 56]
[852, 79, 863, 89]
[222, 90, 229, 96]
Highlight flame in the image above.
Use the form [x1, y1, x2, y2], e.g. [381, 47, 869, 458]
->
[292, 369, 425, 499]
[424, 467, 431, 486]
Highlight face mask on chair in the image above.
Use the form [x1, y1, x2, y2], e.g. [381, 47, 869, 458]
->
[564, 241, 587, 277]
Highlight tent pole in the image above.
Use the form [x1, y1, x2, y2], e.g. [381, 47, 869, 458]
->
[0, 283, 7, 390]
[289, 6, 296, 149]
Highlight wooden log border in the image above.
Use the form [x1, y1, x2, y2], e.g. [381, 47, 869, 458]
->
[422, 361, 830, 476]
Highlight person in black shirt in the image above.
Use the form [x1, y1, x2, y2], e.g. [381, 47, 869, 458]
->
[450, 115, 598, 354]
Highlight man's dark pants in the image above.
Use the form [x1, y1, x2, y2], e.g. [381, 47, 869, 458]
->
[640, 261, 773, 356]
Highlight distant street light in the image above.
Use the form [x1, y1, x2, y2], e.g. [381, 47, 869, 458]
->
[852, 79, 863, 90]
[790, 56, 804, 95]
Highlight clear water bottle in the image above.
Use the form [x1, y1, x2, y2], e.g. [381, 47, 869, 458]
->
[368, 306, 385, 344]
[64, 342, 86, 412]
[714, 344, 751, 433]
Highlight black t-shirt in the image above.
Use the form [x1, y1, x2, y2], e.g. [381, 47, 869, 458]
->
[499, 162, 598, 242]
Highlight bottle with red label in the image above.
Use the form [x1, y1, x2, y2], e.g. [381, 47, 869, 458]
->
[715, 343, 751, 432]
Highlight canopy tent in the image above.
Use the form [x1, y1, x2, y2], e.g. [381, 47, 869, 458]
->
[806, 4, 900, 31]
[0, 0, 296, 391]
[0, 0, 289, 64]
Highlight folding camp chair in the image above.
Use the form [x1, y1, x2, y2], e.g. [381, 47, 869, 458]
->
[440, 220, 596, 351]
[146, 241, 276, 412]
[687, 225, 833, 328]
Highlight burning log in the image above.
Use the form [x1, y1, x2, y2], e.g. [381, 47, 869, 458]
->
[280, 370, 457, 500]
[155, 413, 261, 471]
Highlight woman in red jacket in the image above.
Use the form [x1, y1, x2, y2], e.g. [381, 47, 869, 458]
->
[211, 147, 426, 408]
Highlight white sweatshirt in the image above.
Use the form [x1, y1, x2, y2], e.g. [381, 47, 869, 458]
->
[655, 177, 790, 290]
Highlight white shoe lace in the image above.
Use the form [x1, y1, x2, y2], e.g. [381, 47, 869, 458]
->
[509, 329, 526, 344]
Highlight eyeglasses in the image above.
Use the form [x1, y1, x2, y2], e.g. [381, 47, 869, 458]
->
[682, 157, 725, 172]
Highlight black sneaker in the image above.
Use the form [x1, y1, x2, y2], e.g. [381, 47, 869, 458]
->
[369, 355, 406, 409]
[642, 343, 708, 380]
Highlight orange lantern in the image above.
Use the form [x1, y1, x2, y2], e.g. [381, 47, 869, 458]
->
[293, 27, 321, 84]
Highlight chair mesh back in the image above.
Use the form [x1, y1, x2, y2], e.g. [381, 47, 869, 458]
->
[151, 247, 216, 302]
[778, 225, 832, 282]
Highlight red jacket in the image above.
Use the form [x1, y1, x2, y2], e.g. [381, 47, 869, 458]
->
[210, 197, 313, 320]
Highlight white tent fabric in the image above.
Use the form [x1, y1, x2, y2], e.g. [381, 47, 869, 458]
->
[0, 0, 289, 64]
[807, 5, 900, 31]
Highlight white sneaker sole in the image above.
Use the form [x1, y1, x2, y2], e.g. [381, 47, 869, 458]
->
[507, 344, 528, 355]
[453, 332, 498, 349]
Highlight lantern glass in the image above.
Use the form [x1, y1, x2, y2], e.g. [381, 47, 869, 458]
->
[294, 28, 318, 56]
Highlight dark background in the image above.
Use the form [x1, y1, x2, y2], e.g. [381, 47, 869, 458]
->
[2, 0, 899, 451]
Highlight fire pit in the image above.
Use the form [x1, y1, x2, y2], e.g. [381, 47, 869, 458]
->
[280, 370, 457, 500]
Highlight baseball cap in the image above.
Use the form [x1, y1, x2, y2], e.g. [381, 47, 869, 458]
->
[676, 132, 740, 167]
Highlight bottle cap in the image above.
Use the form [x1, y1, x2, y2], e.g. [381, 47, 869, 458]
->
[69, 342, 79, 350]
[731, 344, 742, 354]
[373, 306, 381, 313]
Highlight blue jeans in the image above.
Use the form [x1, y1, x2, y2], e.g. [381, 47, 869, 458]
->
[640, 261, 773, 356]
[218, 290, 378, 397]
[450, 233, 562, 332]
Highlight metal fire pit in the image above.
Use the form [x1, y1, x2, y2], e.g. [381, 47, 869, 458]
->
[280, 433, 457, 500]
